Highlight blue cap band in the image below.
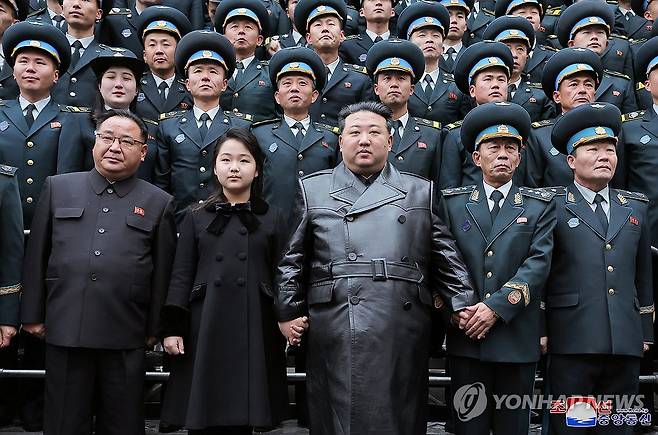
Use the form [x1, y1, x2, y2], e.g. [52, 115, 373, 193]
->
[468, 56, 509, 83]
[566, 126, 616, 154]
[224, 8, 261, 30]
[440, 0, 470, 12]
[555, 63, 596, 90]
[506, 0, 542, 14]
[494, 29, 530, 45]
[306, 5, 342, 28]
[475, 124, 522, 147]
[646, 55, 658, 76]
[407, 16, 445, 38]
[185, 50, 227, 70]
[277, 61, 316, 82]
[375, 57, 415, 77]
[143, 20, 181, 38]
[570, 16, 609, 41]
[12, 40, 61, 64]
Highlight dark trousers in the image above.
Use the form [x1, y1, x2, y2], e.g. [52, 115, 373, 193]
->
[548, 354, 641, 435]
[188, 427, 251, 435]
[449, 355, 536, 435]
[44, 345, 145, 435]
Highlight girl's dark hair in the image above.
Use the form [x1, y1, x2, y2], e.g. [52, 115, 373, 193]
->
[92, 68, 140, 118]
[203, 127, 265, 207]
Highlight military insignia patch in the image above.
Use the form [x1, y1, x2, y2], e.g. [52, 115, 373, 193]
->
[122, 29, 132, 38]
[617, 193, 627, 204]
[180, 102, 190, 110]
[258, 80, 265, 86]
[359, 54, 367, 62]
[175, 134, 185, 143]
[137, 93, 146, 102]
[549, 147, 559, 156]
[567, 192, 575, 203]
[449, 92, 457, 100]
[50, 121, 61, 129]
[269, 142, 278, 153]
[640, 135, 650, 144]
[0, 121, 8, 131]
[630, 216, 639, 225]
[616, 50, 623, 56]
[508, 290, 522, 305]
[612, 90, 620, 96]
[461, 219, 471, 232]
[567, 217, 579, 228]
[514, 192, 522, 205]
[418, 142, 427, 149]
[529, 97, 537, 103]
[517, 216, 527, 224]
[322, 141, 329, 148]
[470, 189, 479, 201]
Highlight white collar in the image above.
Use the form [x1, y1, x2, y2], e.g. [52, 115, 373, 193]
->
[396, 111, 409, 128]
[238, 55, 255, 70]
[618, 6, 634, 14]
[326, 57, 340, 75]
[483, 179, 513, 203]
[444, 41, 462, 53]
[574, 180, 609, 205]
[292, 29, 302, 43]
[153, 74, 176, 88]
[66, 33, 94, 49]
[365, 29, 390, 42]
[473, 1, 480, 13]
[19, 95, 51, 114]
[653, 104, 658, 117]
[193, 105, 221, 122]
[422, 68, 440, 84]
[284, 115, 311, 131]
[510, 77, 522, 89]
[48, 8, 62, 19]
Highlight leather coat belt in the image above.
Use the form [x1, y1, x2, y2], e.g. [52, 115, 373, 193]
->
[310, 259, 424, 284]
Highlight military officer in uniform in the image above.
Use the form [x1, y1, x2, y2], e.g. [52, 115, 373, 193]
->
[397, 1, 469, 124]
[134, 5, 192, 122]
[439, 101, 555, 435]
[483, 15, 555, 122]
[294, 0, 374, 127]
[26, 0, 64, 31]
[525, 48, 626, 188]
[618, 0, 654, 40]
[21, 110, 177, 435]
[366, 38, 443, 182]
[266, 0, 307, 53]
[494, 0, 558, 84]
[51, 0, 111, 107]
[214, 0, 277, 122]
[102, 0, 151, 56]
[339, 0, 395, 66]
[439, 41, 518, 189]
[0, 0, 28, 101]
[155, 30, 252, 222]
[465, 0, 495, 45]
[252, 47, 339, 211]
[440, 0, 470, 74]
[545, 102, 653, 435]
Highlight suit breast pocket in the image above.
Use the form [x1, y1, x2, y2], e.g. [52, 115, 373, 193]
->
[54, 207, 84, 219]
[52, 208, 84, 245]
[125, 215, 155, 253]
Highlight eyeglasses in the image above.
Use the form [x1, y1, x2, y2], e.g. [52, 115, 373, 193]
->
[95, 133, 145, 149]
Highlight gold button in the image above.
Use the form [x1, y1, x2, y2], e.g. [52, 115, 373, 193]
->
[26, 197, 33, 204]
[298, 170, 304, 176]
[428, 106, 432, 111]
[200, 167, 206, 172]
[27, 159, 34, 166]
[487, 251, 493, 257]
[484, 293, 491, 299]
[607, 266, 614, 272]
[234, 93, 239, 98]
[26, 141, 34, 147]
[298, 154, 303, 160]
[26, 178, 33, 184]
[397, 156, 404, 161]
[486, 271, 493, 279]
[608, 288, 615, 295]
[605, 244, 612, 250]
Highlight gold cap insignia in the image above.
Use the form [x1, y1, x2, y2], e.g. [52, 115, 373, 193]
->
[29, 41, 40, 48]
[238, 8, 247, 13]
[391, 57, 400, 65]
[290, 62, 299, 68]
[317, 5, 326, 11]
[510, 30, 519, 36]
[489, 57, 498, 63]
[497, 124, 509, 133]
[202, 50, 212, 58]
[595, 126, 606, 135]
[157, 20, 166, 26]
[425, 17, 434, 22]
[588, 17, 599, 23]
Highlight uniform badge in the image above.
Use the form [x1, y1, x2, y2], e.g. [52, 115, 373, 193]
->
[567, 217, 580, 228]
[175, 134, 185, 143]
[359, 54, 367, 62]
[50, 121, 61, 129]
[508, 290, 522, 305]
[617, 193, 627, 204]
[137, 92, 146, 102]
[133, 206, 145, 217]
[461, 219, 471, 232]
[549, 147, 559, 156]
[612, 90, 620, 96]
[630, 216, 639, 225]
[567, 191, 575, 203]
[180, 102, 190, 110]
[121, 29, 132, 38]
[269, 142, 278, 153]
[418, 142, 427, 149]
[433, 293, 444, 309]
[148, 135, 155, 141]
[640, 135, 651, 144]
[517, 216, 527, 224]
[529, 97, 537, 103]
[449, 92, 457, 100]
[648, 24, 654, 31]
[470, 189, 479, 201]
[344, 82, 352, 88]
[0, 121, 8, 131]
[616, 50, 623, 56]
[321, 141, 329, 148]
[514, 192, 522, 205]
[258, 80, 265, 87]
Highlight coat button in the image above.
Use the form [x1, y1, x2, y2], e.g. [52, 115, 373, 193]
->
[486, 271, 493, 278]
[71, 77, 77, 83]
[298, 154, 303, 160]
[234, 93, 239, 98]
[26, 197, 33, 204]
[27, 159, 34, 166]
[216, 254, 223, 261]
[487, 251, 493, 257]
[102, 207, 109, 213]
[69, 92, 76, 97]
[397, 156, 403, 161]
[239, 227, 247, 235]
[94, 250, 101, 256]
[215, 279, 222, 287]
[348, 252, 357, 261]
[200, 166, 206, 172]
[608, 288, 615, 295]
[484, 293, 491, 299]
[237, 252, 247, 260]
[403, 301, 412, 311]
[350, 295, 360, 305]
[320, 114, 326, 118]
[298, 170, 304, 176]
[106, 188, 114, 194]
[26, 141, 34, 147]
[605, 243, 612, 250]
[427, 106, 432, 111]
[90, 273, 97, 281]
[345, 215, 354, 222]
[607, 266, 614, 272]
[26, 178, 33, 184]
[322, 97, 327, 103]
[200, 183, 205, 188]
[98, 228, 105, 234]
[236, 278, 245, 286]
[398, 215, 406, 223]
[201, 150, 208, 156]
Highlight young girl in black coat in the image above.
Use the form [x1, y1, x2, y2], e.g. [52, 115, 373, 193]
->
[160, 128, 295, 435]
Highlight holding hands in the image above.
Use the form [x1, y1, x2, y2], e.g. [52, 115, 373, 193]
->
[278, 316, 309, 346]
[452, 303, 498, 340]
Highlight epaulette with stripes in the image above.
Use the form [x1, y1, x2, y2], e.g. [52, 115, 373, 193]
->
[251, 117, 280, 128]
[225, 111, 253, 121]
[314, 122, 340, 135]
[445, 120, 462, 130]
[532, 119, 554, 128]
[61, 106, 91, 113]
[160, 110, 185, 120]
[604, 69, 630, 80]
[622, 110, 645, 122]
[519, 187, 556, 202]
[413, 117, 441, 129]
[441, 185, 475, 196]
[614, 189, 649, 202]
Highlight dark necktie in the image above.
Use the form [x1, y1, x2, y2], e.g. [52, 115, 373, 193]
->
[199, 113, 210, 140]
[490, 189, 504, 222]
[374, 35, 383, 43]
[235, 61, 244, 82]
[508, 83, 517, 99]
[292, 121, 305, 145]
[70, 40, 83, 69]
[325, 66, 331, 82]
[594, 193, 608, 233]
[53, 15, 65, 29]
[424, 74, 434, 92]
[158, 81, 169, 106]
[24, 104, 36, 129]
[392, 120, 402, 150]
[444, 47, 456, 72]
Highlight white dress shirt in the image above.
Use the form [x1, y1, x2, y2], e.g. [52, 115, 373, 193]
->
[483, 179, 513, 212]
[574, 180, 610, 220]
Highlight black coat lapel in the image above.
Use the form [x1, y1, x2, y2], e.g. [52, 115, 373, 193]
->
[465, 184, 491, 241]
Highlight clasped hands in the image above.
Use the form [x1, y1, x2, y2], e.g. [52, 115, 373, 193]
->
[451, 302, 498, 340]
[278, 316, 309, 346]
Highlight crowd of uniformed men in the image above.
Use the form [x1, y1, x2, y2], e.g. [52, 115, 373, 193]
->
[0, 0, 655, 432]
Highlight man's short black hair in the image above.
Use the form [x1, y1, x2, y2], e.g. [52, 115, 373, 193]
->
[338, 101, 393, 133]
[94, 110, 148, 144]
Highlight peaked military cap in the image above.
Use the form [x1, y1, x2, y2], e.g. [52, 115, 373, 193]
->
[137, 5, 192, 42]
[366, 39, 425, 83]
[439, 0, 473, 14]
[556, 0, 614, 48]
[453, 41, 513, 94]
[214, 0, 271, 37]
[397, 1, 450, 39]
[541, 47, 602, 100]
[269, 46, 327, 90]
[174, 30, 236, 78]
[495, 0, 546, 18]
[294, 0, 348, 33]
[461, 101, 531, 152]
[3, 21, 71, 73]
[483, 15, 536, 48]
[90, 45, 146, 80]
[635, 36, 658, 82]
[552, 102, 621, 154]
